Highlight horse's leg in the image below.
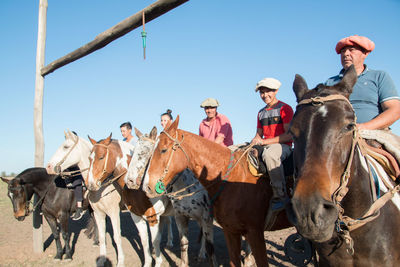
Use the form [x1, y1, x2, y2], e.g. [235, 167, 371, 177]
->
[108, 206, 125, 267]
[148, 216, 163, 267]
[245, 229, 269, 267]
[130, 213, 153, 267]
[44, 215, 63, 260]
[59, 212, 72, 260]
[174, 215, 189, 267]
[166, 216, 174, 248]
[91, 211, 100, 246]
[223, 231, 242, 267]
[93, 209, 107, 259]
[200, 220, 217, 267]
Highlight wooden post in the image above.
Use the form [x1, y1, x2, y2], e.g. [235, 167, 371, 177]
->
[33, 0, 48, 253]
[41, 0, 189, 76]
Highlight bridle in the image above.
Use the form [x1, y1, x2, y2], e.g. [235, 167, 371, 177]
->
[154, 130, 190, 194]
[55, 136, 88, 177]
[89, 143, 127, 189]
[9, 183, 48, 217]
[297, 94, 400, 254]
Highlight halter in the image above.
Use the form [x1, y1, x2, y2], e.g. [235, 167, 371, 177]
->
[154, 130, 190, 194]
[90, 143, 127, 189]
[297, 94, 400, 254]
[10, 183, 49, 216]
[55, 136, 88, 177]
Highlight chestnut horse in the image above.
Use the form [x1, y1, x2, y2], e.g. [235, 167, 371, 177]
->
[140, 116, 291, 266]
[287, 65, 400, 266]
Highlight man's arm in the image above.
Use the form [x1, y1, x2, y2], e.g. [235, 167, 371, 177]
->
[259, 123, 292, 145]
[358, 99, 400, 130]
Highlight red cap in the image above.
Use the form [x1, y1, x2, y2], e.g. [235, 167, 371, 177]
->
[335, 35, 375, 54]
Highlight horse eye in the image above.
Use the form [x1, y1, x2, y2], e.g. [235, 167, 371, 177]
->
[160, 148, 167, 154]
[99, 156, 104, 160]
[63, 145, 69, 149]
[346, 123, 356, 131]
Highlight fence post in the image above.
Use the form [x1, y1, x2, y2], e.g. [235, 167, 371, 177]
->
[33, 0, 48, 253]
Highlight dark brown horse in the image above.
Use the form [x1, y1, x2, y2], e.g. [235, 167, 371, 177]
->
[1, 167, 96, 261]
[287, 65, 400, 266]
[141, 117, 291, 266]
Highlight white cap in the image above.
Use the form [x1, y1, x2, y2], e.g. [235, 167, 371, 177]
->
[200, 98, 219, 108]
[255, 77, 281, 92]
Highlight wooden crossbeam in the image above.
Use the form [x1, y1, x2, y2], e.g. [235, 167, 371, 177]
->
[41, 0, 189, 76]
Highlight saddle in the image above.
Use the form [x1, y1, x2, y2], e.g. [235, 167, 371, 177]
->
[361, 139, 400, 183]
[247, 145, 294, 177]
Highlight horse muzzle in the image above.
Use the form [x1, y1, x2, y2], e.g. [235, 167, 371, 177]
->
[290, 193, 338, 242]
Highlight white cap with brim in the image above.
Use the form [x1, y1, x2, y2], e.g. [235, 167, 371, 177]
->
[255, 77, 281, 92]
[200, 98, 219, 108]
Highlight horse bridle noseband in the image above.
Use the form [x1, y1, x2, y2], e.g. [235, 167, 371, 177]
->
[298, 94, 400, 254]
[154, 130, 190, 194]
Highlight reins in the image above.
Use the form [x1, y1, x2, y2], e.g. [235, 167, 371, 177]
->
[297, 94, 400, 255]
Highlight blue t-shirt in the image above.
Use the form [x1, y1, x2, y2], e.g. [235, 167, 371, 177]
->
[325, 66, 399, 123]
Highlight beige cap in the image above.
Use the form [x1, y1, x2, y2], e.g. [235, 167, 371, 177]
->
[200, 98, 219, 108]
[255, 77, 281, 92]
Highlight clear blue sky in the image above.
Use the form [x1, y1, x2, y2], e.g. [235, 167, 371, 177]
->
[1, 0, 399, 174]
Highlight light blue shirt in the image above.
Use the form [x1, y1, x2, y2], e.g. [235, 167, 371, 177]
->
[325, 66, 399, 123]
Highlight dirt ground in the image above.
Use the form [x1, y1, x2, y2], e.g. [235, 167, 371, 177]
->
[0, 181, 314, 267]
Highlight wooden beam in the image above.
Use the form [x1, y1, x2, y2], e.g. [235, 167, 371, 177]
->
[33, 0, 48, 253]
[41, 0, 189, 76]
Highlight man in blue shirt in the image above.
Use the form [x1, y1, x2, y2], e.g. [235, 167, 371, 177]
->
[325, 35, 400, 130]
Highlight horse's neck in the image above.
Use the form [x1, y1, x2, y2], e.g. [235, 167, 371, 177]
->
[78, 137, 92, 170]
[29, 173, 53, 199]
[183, 131, 232, 185]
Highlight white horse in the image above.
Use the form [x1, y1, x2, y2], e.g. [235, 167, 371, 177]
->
[46, 131, 173, 267]
[126, 127, 218, 266]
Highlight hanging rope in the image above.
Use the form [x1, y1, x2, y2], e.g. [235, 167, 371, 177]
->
[141, 11, 147, 60]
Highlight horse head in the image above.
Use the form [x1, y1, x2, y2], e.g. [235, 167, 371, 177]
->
[87, 133, 133, 191]
[1, 176, 32, 221]
[125, 126, 157, 190]
[288, 65, 358, 242]
[142, 116, 189, 198]
[46, 130, 91, 175]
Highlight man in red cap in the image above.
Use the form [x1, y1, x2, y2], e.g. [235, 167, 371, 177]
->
[326, 35, 400, 130]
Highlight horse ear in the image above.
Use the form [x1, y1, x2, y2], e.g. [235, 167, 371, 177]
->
[166, 115, 180, 133]
[134, 127, 143, 138]
[64, 130, 67, 139]
[149, 126, 157, 140]
[1, 177, 10, 184]
[336, 65, 357, 96]
[293, 74, 309, 103]
[104, 133, 112, 145]
[88, 135, 97, 145]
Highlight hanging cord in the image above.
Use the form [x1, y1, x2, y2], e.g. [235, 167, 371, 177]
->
[141, 11, 147, 60]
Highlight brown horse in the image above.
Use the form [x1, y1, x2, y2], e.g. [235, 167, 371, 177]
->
[287, 65, 400, 266]
[141, 117, 291, 266]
